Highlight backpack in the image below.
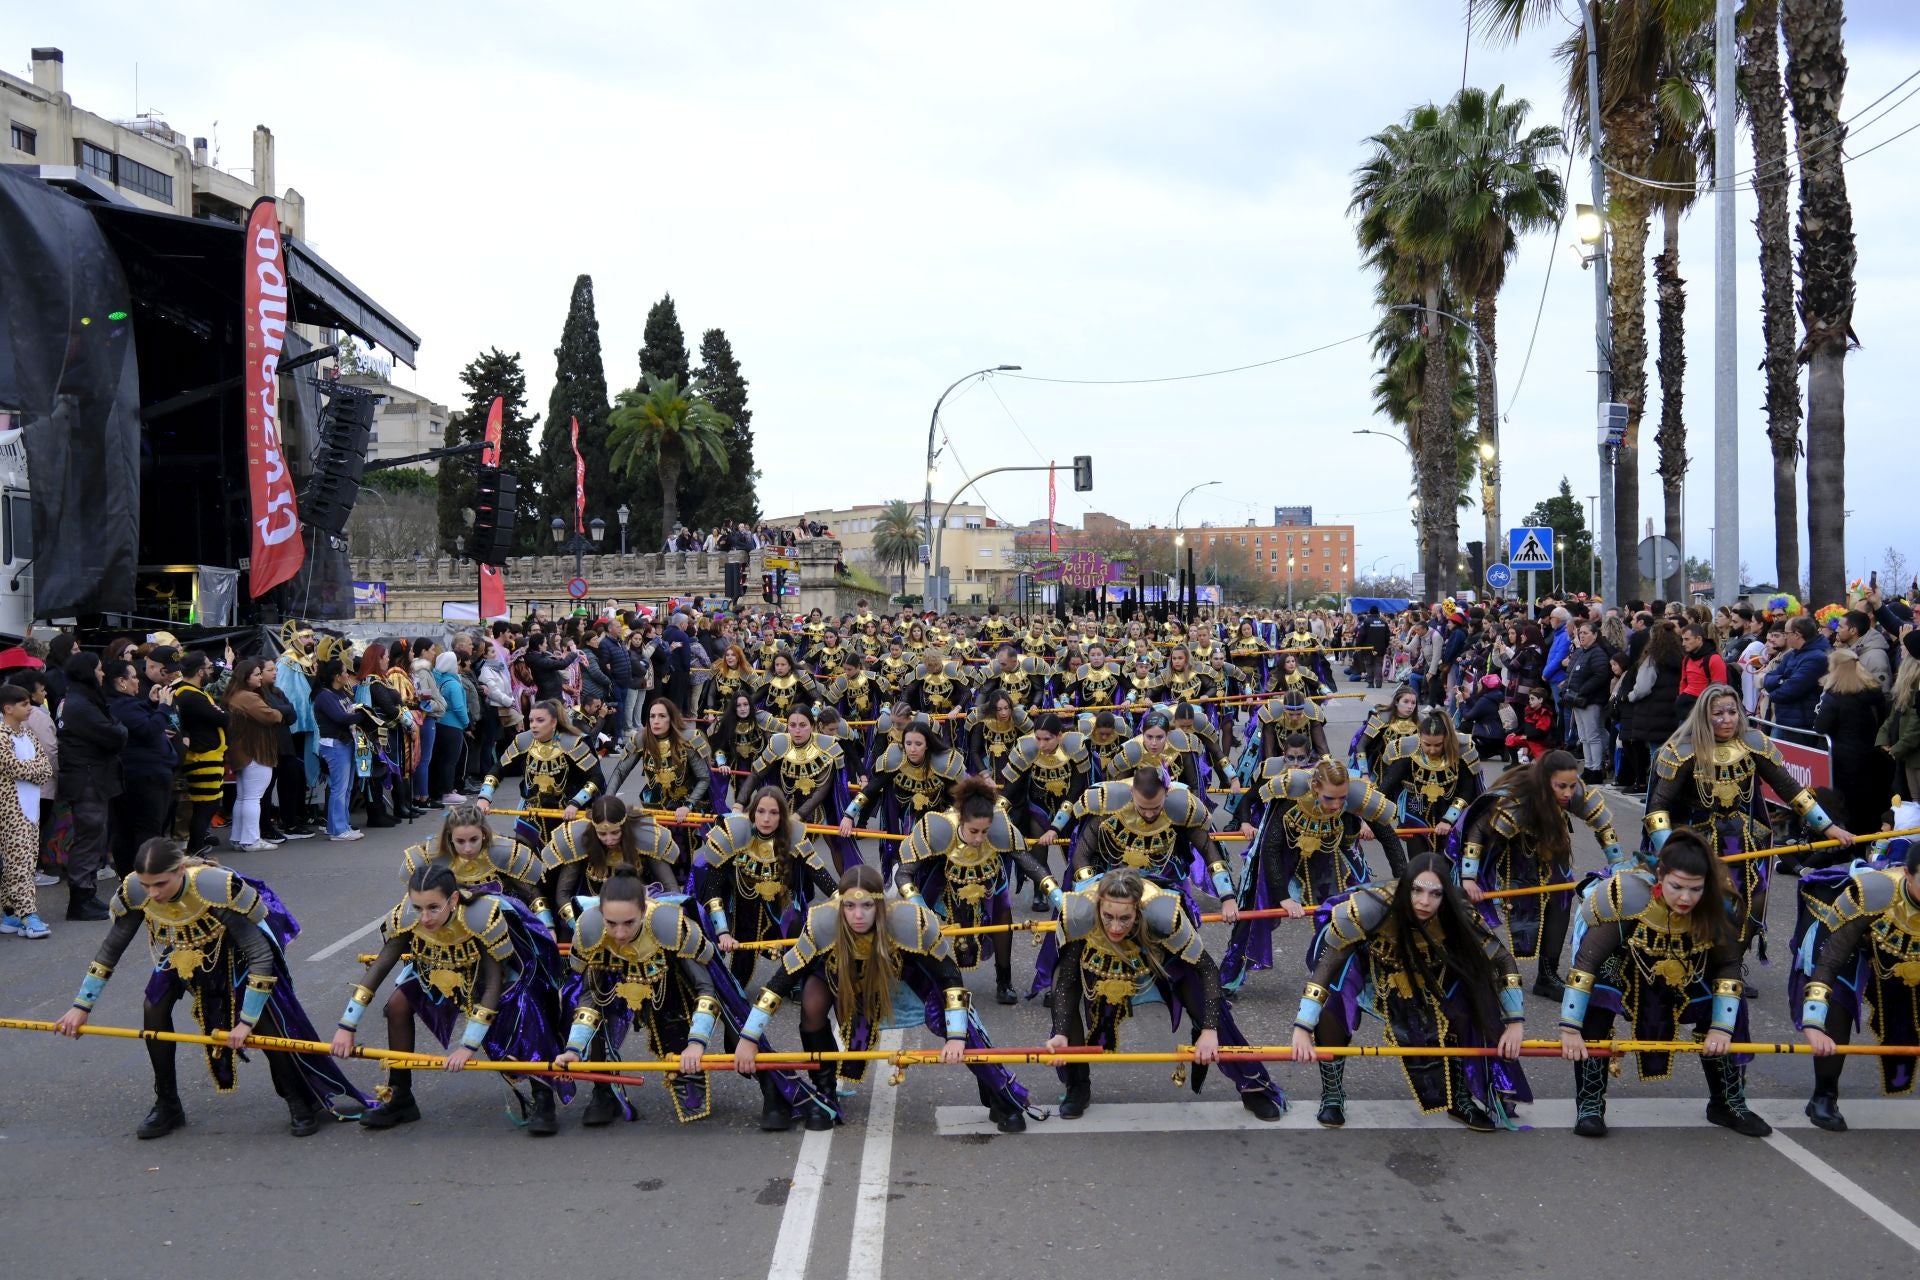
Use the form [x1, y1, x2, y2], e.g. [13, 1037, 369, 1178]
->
[1497, 702, 1519, 734]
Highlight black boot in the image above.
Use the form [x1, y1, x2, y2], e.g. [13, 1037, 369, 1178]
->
[138, 1041, 186, 1139]
[361, 1071, 421, 1129]
[365, 786, 398, 829]
[1573, 1059, 1609, 1137]
[757, 1073, 794, 1132]
[1532, 901, 1570, 1001]
[1241, 1090, 1283, 1122]
[979, 1077, 1026, 1133]
[525, 1081, 559, 1136]
[581, 1083, 621, 1127]
[1316, 1062, 1346, 1128]
[800, 1028, 839, 1131]
[1445, 1060, 1496, 1132]
[1703, 1057, 1772, 1137]
[1058, 1062, 1091, 1119]
[994, 963, 1018, 1006]
[286, 1096, 322, 1138]
[67, 887, 109, 922]
[1805, 1087, 1847, 1133]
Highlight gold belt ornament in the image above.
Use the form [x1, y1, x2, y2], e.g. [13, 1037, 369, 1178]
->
[614, 979, 657, 1007]
[167, 948, 208, 979]
[426, 968, 468, 1000]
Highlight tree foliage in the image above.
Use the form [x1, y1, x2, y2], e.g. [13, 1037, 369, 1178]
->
[539, 275, 614, 541]
[438, 348, 539, 555]
[1521, 477, 1597, 597]
[607, 375, 731, 542]
[683, 327, 760, 531]
[870, 500, 924, 599]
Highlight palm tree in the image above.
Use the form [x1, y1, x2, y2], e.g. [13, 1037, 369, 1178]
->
[607, 375, 731, 540]
[1650, 20, 1712, 601]
[870, 500, 924, 601]
[1353, 110, 1461, 595]
[1417, 86, 1566, 561]
[1743, 0, 1801, 592]
[1369, 292, 1481, 560]
[1481, 0, 1702, 602]
[1782, 0, 1855, 606]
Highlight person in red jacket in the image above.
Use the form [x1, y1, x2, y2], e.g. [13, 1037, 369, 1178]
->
[1504, 687, 1558, 763]
[1675, 625, 1730, 722]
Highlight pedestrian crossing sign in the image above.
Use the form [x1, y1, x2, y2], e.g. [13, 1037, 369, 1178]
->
[1508, 526, 1555, 570]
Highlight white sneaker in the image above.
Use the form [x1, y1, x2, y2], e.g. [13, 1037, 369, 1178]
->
[328, 829, 366, 842]
[33, 872, 58, 887]
[438, 793, 467, 806]
[236, 841, 280, 853]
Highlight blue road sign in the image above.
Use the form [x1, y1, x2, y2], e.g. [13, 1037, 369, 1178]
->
[1485, 562, 1514, 591]
[1508, 526, 1555, 571]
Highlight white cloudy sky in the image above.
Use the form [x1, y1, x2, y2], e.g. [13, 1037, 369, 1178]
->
[36, 2, 1919, 586]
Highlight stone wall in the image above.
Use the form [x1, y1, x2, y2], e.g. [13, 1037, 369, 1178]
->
[351, 538, 847, 622]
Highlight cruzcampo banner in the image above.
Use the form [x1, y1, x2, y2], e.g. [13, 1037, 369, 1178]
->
[242, 196, 305, 596]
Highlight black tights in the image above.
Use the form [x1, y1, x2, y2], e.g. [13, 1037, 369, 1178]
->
[1813, 1007, 1855, 1094]
[143, 988, 307, 1108]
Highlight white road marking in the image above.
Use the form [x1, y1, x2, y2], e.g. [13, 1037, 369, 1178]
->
[934, 1096, 1920, 1136]
[1766, 1131, 1920, 1255]
[846, 1029, 905, 1280]
[766, 1126, 834, 1280]
[304, 913, 388, 964]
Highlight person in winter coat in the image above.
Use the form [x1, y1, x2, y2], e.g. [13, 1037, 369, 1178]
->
[1837, 610, 1893, 689]
[408, 642, 443, 810]
[55, 654, 125, 920]
[596, 624, 634, 724]
[1618, 622, 1685, 794]
[473, 639, 516, 785]
[524, 633, 570, 703]
[1504, 686, 1558, 762]
[429, 652, 471, 803]
[259, 658, 311, 840]
[1762, 617, 1830, 731]
[223, 657, 285, 852]
[1815, 648, 1891, 842]
[1456, 673, 1510, 762]
[1875, 632, 1920, 803]
[105, 659, 176, 874]
[1561, 621, 1614, 782]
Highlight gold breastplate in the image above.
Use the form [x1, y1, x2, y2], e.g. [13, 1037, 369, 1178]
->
[982, 719, 1021, 762]
[895, 761, 946, 813]
[1168, 670, 1204, 702]
[412, 917, 484, 1003]
[1106, 808, 1176, 874]
[1627, 903, 1714, 988]
[922, 676, 959, 712]
[1091, 737, 1126, 779]
[589, 931, 670, 1010]
[998, 671, 1035, 705]
[1284, 801, 1347, 861]
[1371, 917, 1447, 999]
[1696, 742, 1757, 814]
[644, 741, 690, 801]
[1410, 754, 1458, 809]
[944, 837, 1003, 909]
[141, 882, 228, 980]
[713, 669, 750, 699]
[843, 676, 876, 716]
[764, 675, 802, 715]
[1081, 935, 1150, 1010]
[1032, 749, 1074, 798]
[1079, 671, 1118, 704]
[780, 742, 833, 797]
[523, 738, 569, 796]
[816, 646, 846, 671]
[1384, 717, 1418, 749]
[731, 836, 793, 904]
[449, 853, 501, 889]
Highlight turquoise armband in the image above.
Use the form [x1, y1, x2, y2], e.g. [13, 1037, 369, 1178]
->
[1441, 799, 1464, 826]
[460, 1005, 496, 1052]
[1602, 842, 1626, 867]
[688, 996, 720, 1046]
[1710, 980, 1741, 1033]
[73, 962, 112, 1012]
[1801, 982, 1832, 1031]
[1209, 862, 1235, 899]
[1498, 982, 1526, 1021]
[742, 990, 780, 1042]
[942, 989, 969, 1040]
[566, 1018, 595, 1056]
[706, 898, 730, 936]
[1805, 801, 1834, 833]
[477, 779, 497, 801]
[1559, 971, 1596, 1031]
[1458, 844, 1483, 881]
[571, 786, 595, 807]
[339, 983, 374, 1031]
[1051, 810, 1072, 833]
[1294, 981, 1329, 1032]
[239, 977, 273, 1025]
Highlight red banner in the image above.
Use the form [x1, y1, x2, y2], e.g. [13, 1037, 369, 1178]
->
[241, 198, 305, 597]
[570, 415, 586, 534]
[478, 396, 506, 618]
[1048, 463, 1057, 553]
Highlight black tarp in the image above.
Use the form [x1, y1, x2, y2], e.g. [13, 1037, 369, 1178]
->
[0, 167, 141, 616]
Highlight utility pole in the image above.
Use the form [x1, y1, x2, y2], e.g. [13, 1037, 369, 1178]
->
[1711, 0, 1739, 606]
[1581, 4, 1617, 608]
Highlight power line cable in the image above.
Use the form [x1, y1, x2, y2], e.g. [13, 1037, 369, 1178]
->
[998, 329, 1373, 387]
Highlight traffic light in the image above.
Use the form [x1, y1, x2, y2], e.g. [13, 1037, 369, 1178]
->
[1072, 455, 1093, 492]
[471, 467, 519, 566]
[1466, 540, 1485, 589]
[724, 560, 744, 601]
[761, 573, 775, 603]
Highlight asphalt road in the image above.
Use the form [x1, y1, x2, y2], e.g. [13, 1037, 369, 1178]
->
[2, 684, 1915, 1280]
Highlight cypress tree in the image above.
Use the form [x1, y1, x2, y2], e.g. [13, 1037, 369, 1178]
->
[688, 327, 760, 529]
[626, 294, 693, 548]
[439, 347, 540, 554]
[540, 274, 615, 545]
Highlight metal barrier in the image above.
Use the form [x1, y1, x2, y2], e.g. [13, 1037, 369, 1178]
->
[1750, 714, 1833, 805]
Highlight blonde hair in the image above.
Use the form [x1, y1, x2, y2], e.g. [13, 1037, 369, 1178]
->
[1891, 654, 1920, 717]
[1820, 646, 1875, 696]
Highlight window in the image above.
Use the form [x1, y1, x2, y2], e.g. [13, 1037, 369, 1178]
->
[1339, 531, 1348, 542]
[2, 491, 31, 565]
[9, 123, 34, 155]
[79, 140, 113, 180]
[977, 549, 993, 559]
[118, 154, 173, 202]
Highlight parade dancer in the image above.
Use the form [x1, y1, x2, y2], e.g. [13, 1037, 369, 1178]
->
[1351, 685, 1421, 778]
[999, 714, 1093, 908]
[711, 692, 779, 807]
[402, 804, 551, 927]
[964, 690, 1034, 776]
[333, 862, 570, 1135]
[1377, 712, 1483, 857]
[897, 776, 1059, 1005]
[552, 870, 722, 1127]
[1455, 750, 1623, 999]
[476, 699, 604, 845]
[543, 795, 682, 921]
[1793, 840, 1916, 1132]
[1290, 853, 1529, 1131]
[742, 708, 859, 872]
[1646, 684, 1850, 954]
[841, 719, 966, 878]
[1044, 870, 1283, 1121]
[56, 839, 364, 1138]
[734, 866, 1035, 1134]
[1559, 830, 1770, 1138]
[756, 651, 824, 720]
[632, 696, 716, 869]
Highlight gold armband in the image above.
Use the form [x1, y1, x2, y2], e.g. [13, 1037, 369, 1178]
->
[1502, 973, 1525, 989]
[467, 1003, 498, 1026]
[1566, 969, 1597, 994]
[350, 983, 376, 1007]
[694, 995, 723, 1018]
[245, 974, 277, 994]
[754, 990, 783, 1016]
[1803, 982, 1833, 1004]
[1644, 811, 1672, 833]
[1710, 978, 1743, 998]
[574, 1007, 604, 1030]
[1301, 981, 1331, 1005]
[1790, 790, 1818, 818]
[943, 987, 970, 1012]
[87, 960, 115, 981]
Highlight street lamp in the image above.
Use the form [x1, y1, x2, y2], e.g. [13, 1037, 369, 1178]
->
[454, 534, 466, 564]
[922, 364, 1022, 596]
[551, 514, 607, 589]
[1352, 429, 1411, 453]
[1172, 479, 1221, 599]
[617, 503, 630, 555]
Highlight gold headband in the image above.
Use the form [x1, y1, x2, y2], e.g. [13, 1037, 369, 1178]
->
[839, 888, 881, 903]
